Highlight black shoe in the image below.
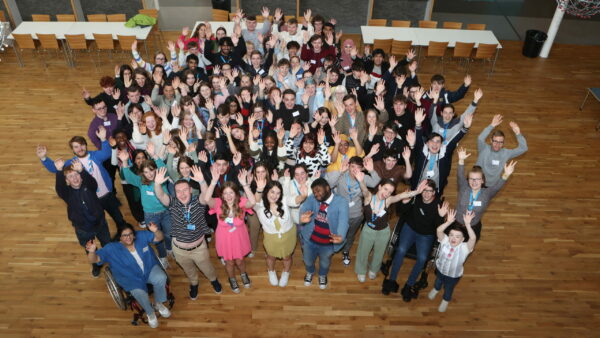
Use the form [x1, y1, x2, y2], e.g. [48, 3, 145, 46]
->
[241, 273, 251, 288]
[189, 284, 199, 300]
[342, 252, 351, 266]
[401, 284, 412, 302]
[91, 263, 102, 278]
[381, 279, 399, 296]
[229, 278, 240, 294]
[211, 279, 223, 294]
[409, 285, 419, 299]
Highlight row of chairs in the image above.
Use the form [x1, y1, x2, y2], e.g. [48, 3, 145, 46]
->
[373, 38, 498, 74]
[212, 8, 305, 23]
[30, 9, 158, 22]
[369, 19, 486, 30]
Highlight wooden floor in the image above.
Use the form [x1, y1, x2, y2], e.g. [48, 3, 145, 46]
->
[1, 34, 600, 337]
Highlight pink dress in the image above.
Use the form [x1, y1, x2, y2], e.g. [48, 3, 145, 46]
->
[209, 197, 253, 260]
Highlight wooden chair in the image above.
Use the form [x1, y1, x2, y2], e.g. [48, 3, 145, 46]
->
[368, 19, 387, 26]
[453, 42, 475, 71]
[138, 9, 162, 51]
[212, 9, 229, 21]
[474, 43, 499, 75]
[37, 33, 69, 66]
[32, 14, 50, 22]
[391, 40, 412, 58]
[93, 33, 115, 60]
[443, 21, 463, 29]
[65, 34, 93, 67]
[227, 12, 237, 21]
[107, 14, 126, 22]
[56, 14, 76, 22]
[391, 20, 411, 27]
[284, 15, 295, 22]
[467, 23, 486, 30]
[117, 35, 137, 60]
[425, 41, 449, 73]
[12, 34, 38, 66]
[373, 39, 393, 55]
[256, 16, 273, 23]
[418, 20, 437, 28]
[87, 14, 107, 22]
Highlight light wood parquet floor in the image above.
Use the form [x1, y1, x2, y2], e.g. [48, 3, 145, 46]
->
[0, 33, 599, 337]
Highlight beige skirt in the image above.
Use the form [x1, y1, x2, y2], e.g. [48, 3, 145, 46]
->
[263, 225, 297, 258]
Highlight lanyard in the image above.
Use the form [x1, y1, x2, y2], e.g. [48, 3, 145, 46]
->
[371, 196, 385, 223]
[209, 152, 214, 165]
[468, 190, 481, 211]
[346, 173, 359, 200]
[442, 123, 450, 145]
[428, 154, 438, 171]
[87, 158, 94, 175]
[292, 179, 301, 195]
[183, 204, 192, 223]
[347, 112, 355, 128]
[257, 119, 264, 141]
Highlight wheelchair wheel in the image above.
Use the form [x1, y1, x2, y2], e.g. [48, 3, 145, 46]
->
[104, 267, 128, 310]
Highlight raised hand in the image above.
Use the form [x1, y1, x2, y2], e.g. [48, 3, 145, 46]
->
[190, 165, 205, 183]
[300, 210, 313, 223]
[96, 125, 107, 141]
[503, 160, 517, 177]
[367, 143, 380, 157]
[54, 158, 65, 171]
[340, 158, 350, 172]
[446, 208, 457, 223]
[154, 167, 169, 185]
[363, 157, 374, 172]
[131, 40, 138, 52]
[36, 144, 47, 160]
[464, 74, 472, 87]
[210, 164, 220, 183]
[72, 159, 83, 172]
[491, 114, 503, 127]
[414, 87, 425, 103]
[354, 170, 365, 182]
[406, 49, 416, 61]
[261, 6, 270, 19]
[473, 88, 483, 103]
[388, 55, 398, 71]
[82, 87, 91, 100]
[438, 200, 449, 217]
[289, 123, 301, 139]
[256, 176, 267, 191]
[112, 87, 121, 100]
[402, 146, 411, 161]
[416, 179, 428, 193]
[271, 169, 279, 181]
[406, 129, 416, 146]
[509, 121, 521, 135]
[463, 112, 473, 128]
[414, 108, 426, 126]
[146, 142, 156, 158]
[457, 147, 471, 162]
[429, 88, 440, 103]
[463, 210, 474, 225]
[117, 149, 130, 164]
[375, 79, 386, 96]
[198, 150, 208, 163]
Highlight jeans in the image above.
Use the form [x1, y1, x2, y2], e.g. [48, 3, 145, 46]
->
[99, 192, 127, 230]
[342, 216, 364, 253]
[129, 265, 168, 315]
[303, 239, 335, 276]
[74, 219, 111, 249]
[389, 224, 435, 285]
[144, 210, 172, 257]
[434, 269, 461, 301]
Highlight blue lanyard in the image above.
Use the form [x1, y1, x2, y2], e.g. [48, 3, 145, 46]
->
[371, 196, 385, 222]
[346, 173, 359, 200]
[292, 179, 301, 195]
[428, 154, 438, 171]
[183, 204, 192, 222]
[347, 112, 355, 128]
[209, 152, 214, 165]
[442, 123, 449, 140]
[468, 190, 481, 211]
[257, 119, 264, 142]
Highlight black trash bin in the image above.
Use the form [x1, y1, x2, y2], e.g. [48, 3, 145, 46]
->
[212, 0, 231, 12]
[522, 30, 547, 58]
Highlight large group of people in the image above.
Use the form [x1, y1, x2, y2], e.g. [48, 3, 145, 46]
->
[36, 7, 528, 327]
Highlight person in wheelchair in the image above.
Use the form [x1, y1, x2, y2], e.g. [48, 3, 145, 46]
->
[381, 179, 449, 302]
[85, 223, 171, 328]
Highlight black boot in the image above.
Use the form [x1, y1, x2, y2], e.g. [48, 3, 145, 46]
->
[382, 279, 399, 295]
[409, 285, 420, 300]
[401, 284, 412, 302]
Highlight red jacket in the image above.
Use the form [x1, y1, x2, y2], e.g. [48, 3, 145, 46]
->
[300, 44, 336, 73]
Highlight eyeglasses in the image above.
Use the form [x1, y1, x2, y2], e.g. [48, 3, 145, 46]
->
[120, 232, 134, 238]
[95, 106, 107, 111]
[423, 189, 435, 193]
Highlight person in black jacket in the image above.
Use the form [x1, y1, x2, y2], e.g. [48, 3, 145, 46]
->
[421, 74, 472, 116]
[242, 35, 276, 78]
[204, 36, 246, 69]
[364, 121, 407, 163]
[82, 76, 120, 115]
[409, 108, 472, 196]
[53, 158, 111, 278]
[381, 180, 448, 302]
[273, 89, 309, 130]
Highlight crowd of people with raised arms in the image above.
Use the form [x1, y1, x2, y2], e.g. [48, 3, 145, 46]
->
[35, 7, 528, 328]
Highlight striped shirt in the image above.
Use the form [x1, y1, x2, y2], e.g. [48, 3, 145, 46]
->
[435, 235, 471, 278]
[168, 196, 210, 244]
[310, 194, 334, 245]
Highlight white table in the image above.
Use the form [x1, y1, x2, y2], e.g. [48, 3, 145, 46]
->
[9, 21, 153, 67]
[191, 21, 266, 37]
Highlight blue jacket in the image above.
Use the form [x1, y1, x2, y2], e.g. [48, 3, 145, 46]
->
[96, 231, 159, 292]
[299, 194, 350, 252]
[42, 140, 113, 193]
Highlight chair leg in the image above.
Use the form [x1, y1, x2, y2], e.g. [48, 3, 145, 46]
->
[579, 90, 590, 111]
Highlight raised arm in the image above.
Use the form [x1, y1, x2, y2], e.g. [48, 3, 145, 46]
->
[507, 121, 528, 158]
[387, 179, 426, 205]
[463, 210, 477, 252]
[436, 208, 456, 242]
[238, 169, 257, 209]
[478, 114, 500, 151]
[200, 165, 219, 208]
[153, 167, 171, 207]
[456, 147, 470, 191]
[354, 171, 372, 205]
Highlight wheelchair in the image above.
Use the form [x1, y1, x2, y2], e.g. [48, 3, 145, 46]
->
[380, 217, 439, 292]
[104, 258, 175, 326]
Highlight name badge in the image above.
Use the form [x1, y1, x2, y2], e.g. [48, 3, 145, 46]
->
[187, 223, 196, 231]
[146, 191, 155, 196]
[492, 160, 500, 166]
[292, 111, 300, 117]
[258, 69, 265, 75]
[377, 209, 387, 217]
[225, 217, 234, 224]
[367, 222, 376, 229]
[228, 226, 237, 233]
[426, 170, 435, 178]
[297, 74, 303, 79]
[349, 201, 355, 207]
[473, 201, 482, 207]
[310, 59, 317, 64]
[143, 246, 149, 252]
[103, 121, 111, 126]
[343, 66, 350, 70]
[419, 208, 425, 216]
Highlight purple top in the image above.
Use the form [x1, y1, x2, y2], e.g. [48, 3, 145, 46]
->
[88, 113, 119, 149]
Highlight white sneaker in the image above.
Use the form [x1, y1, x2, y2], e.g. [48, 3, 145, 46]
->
[357, 274, 366, 283]
[220, 257, 225, 266]
[268, 270, 279, 286]
[247, 251, 255, 258]
[159, 257, 170, 269]
[279, 271, 290, 287]
[138, 221, 147, 229]
[368, 271, 377, 280]
[438, 300, 449, 312]
[147, 313, 159, 328]
[155, 302, 171, 318]
[428, 288, 439, 300]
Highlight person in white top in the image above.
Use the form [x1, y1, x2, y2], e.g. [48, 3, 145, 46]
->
[253, 180, 297, 287]
[279, 164, 316, 226]
[428, 209, 477, 312]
